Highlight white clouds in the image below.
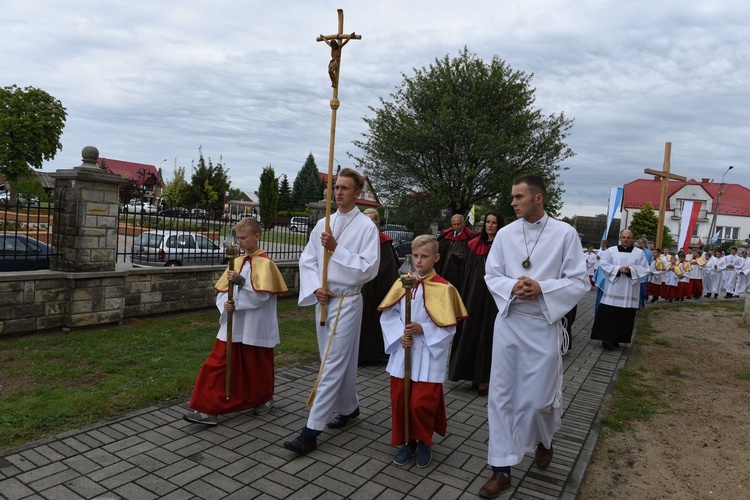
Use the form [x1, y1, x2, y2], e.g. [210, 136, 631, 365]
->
[1, 0, 748, 216]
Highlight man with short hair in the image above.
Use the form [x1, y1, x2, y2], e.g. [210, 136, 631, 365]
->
[283, 168, 380, 455]
[590, 229, 649, 350]
[436, 213, 474, 292]
[479, 175, 590, 497]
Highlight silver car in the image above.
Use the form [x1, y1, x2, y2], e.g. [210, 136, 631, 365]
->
[131, 230, 227, 267]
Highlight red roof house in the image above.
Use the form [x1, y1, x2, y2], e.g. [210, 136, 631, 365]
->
[622, 177, 750, 246]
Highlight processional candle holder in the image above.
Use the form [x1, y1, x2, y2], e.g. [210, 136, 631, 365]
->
[398, 255, 418, 442]
[223, 230, 240, 400]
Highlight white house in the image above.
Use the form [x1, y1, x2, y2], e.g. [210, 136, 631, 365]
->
[620, 176, 750, 247]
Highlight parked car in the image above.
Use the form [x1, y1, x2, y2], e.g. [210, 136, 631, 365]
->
[191, 208, 209, 219]
[289, 216, 310, 232]
[391, 232, 415, 257]
[381, 225, 414, 257]
[158, 206, 190, 218]
[131, 230, 227, 267]
[0, 191, 9, 204]
[124, 200, 158, 214]
[18, 194, 40, 206]
[0, 234, 51, 271]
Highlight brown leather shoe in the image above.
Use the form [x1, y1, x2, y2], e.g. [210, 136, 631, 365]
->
[535, 443, 553, 469]
[478, 471, 510, 498]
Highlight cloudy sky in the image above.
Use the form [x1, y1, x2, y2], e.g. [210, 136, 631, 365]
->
[2, 0, 748, 217]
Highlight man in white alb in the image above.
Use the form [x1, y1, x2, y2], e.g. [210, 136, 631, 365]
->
[478, 175, 590, 497]
[590, 229, 649, 349]
[283, 168, 380, 454]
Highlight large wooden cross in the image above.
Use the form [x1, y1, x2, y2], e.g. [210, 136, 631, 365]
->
[643, 142, 686, 249]
[316, 9, 361, 327]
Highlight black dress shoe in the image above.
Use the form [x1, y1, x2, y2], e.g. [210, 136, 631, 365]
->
[283, 435, 317, 454]
[327, 407, 360, 429]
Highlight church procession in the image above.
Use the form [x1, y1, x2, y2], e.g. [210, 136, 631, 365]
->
[4, 4, 750, 499]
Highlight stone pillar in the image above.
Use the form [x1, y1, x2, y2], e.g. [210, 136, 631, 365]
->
[50, 146, 127, 272]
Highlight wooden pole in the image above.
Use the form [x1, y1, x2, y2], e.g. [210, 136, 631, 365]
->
[400, 275, 417, 443]
[225, 257, 235, 399]
[317, 9, 361, 326]
[655, 143, 671, 249]
[643, 142, 686, 249]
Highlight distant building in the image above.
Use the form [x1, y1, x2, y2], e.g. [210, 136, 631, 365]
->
[572, 216, 621, 248]
[621, 176, 750, 247]
[97, 158, 164, 203]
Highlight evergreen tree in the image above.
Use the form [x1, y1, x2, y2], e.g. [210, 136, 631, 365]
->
[629, 202, 673, 247]
[190, 147, 231, 214]
[278, 174, 293, 212]
[291, 153, 324, 210]
[258, 165, 279, 230]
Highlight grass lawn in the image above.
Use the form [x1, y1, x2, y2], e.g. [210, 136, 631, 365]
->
[0, 296, 317, 451]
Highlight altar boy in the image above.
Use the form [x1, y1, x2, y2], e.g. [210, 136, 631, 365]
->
[378, 235, 467, 468]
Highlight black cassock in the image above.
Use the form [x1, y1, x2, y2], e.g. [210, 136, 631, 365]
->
[448, 238, 496, 383]
[358, 234, 400, 364]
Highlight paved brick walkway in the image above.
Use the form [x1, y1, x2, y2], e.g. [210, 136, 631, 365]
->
[0, 289, 630, 499]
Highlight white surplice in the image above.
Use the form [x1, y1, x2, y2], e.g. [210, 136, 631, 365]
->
[380, 283, 455, 383]
[598, 246, 649, 309]
[484, 214, 590, 467]
[298, 209, 380, 430]
[216, 256, 280, 348]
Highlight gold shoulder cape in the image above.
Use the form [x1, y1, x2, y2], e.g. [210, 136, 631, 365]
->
[377, 270, 468, 327]
[654, 259, 666, 271]
[214, 249, 288, 295]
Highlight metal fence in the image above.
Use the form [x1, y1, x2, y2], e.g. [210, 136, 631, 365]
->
[0, 198, 62, 272]
[116, 208, 313, 268]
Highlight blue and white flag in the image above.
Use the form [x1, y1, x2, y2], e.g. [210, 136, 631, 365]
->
[710, 230, 721, 244]
[602, 186, 623, 241]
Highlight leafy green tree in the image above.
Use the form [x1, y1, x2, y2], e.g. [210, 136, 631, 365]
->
[629, 202, 673, 247]
[278, 174, 293, 212]
[291, 153, 324, 210]
[162, 165, 191, 208]
[0, 85, 67, 186]
[258, 165, 279, 230]
[190, 147, 230, 214]
[10, 174, 46, 203]
[353, 47, 574, 217]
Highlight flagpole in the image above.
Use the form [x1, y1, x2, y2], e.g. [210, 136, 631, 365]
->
[602, 185, 612, 242]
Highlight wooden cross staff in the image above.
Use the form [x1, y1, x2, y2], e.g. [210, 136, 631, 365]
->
[643, 142, 686, 249]
[316, 9, 361, 326]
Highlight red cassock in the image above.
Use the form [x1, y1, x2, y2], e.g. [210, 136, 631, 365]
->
[660, 283, 678, 301]
[189, 339, 274, 415]
[689, 278, 703, 296]
[389, 377, 447, 447]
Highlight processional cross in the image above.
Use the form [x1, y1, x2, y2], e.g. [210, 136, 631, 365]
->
[316, 9, 361, 326]
[643, 142, 686, 249]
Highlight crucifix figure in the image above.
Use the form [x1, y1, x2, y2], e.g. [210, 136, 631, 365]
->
[321, 32, 356, 88]
[317, 10, 361, 89]
[314, 9, 362, 327]
[643, 142, 686, 248]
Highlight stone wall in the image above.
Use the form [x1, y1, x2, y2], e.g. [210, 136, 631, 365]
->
[0, 262, 300, 337]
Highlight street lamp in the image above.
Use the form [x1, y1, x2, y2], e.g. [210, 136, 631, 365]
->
[708, 165, 734, 248]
